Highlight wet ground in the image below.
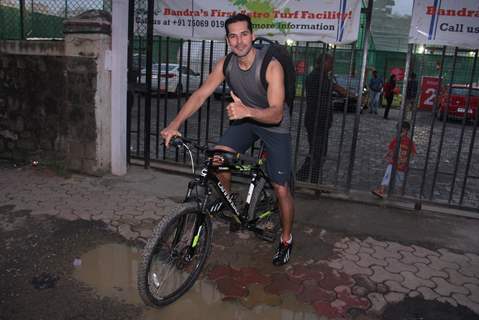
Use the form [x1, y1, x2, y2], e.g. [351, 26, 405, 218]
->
[0, 205, 143, 320]
[1, 164, 479, 319]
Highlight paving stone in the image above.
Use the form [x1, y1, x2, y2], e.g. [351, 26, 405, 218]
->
[358, 246, 375, 255]
[335, 286, 371, 312]
[384, 280, 410, 293]
[431, 276, 470, 296]
[235, 267, 271, 286]
[338, 252, 360, 262]
[465, 253, 479, 265]
[428, 255, 461, 271]
[400, 271, 435, 290]
[356, 252, 388, 268]
[444, 268, 479, 286]
[438, 248, 471, 267]
[452, 293, 479, 314]
[364, 237, 387, 248]
[303, 226, 314, 235]
[351, 285, 369, 297]
[400, 251, 430, 265]
[385, 257, 418, 274]
[60, 212, 79, 221]
[339, 260, 374, 277]
[386, 241, 414, 253]
[296, 283, 336, 304]
[369, 265, 404, 283]
[327, 259, 344, 270]
[333, 239, 349, 250]
[317, 264, 354, 290]
[216, 277, 249, 300]
[417, 286, 440, 300]
[372, 246, 402, 260]
[313, 301, 346, 319]
[411, 245, 440, 258]
[239, 284, 281, 309]
[118, 223, 139, 240]
[264, 273, 303, 295]
[345, 241, 361, 255]
[458, 265, 479, 278]
[352, 274, 377, 293]
[414, 262, 448, 280]
[464, 284, 479, 304]
[376, 283, 389, 294]
[384, 292, 405, 304]
[437, 296, 459, 307]
[287, 264, 324, 282]
[367, 292, 387, 314]
[137, 227, 153, 239]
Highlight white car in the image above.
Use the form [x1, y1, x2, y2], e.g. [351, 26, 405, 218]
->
[140, 63, 202, 95]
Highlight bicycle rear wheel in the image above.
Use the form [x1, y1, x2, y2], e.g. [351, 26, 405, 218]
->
[137, 203, 212, 307]
[247, 177, 280, 241]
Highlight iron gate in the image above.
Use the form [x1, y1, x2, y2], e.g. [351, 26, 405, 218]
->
[127, 0, 479, 213]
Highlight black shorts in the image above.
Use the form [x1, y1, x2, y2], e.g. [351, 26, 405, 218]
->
[217, 121, 292, 186]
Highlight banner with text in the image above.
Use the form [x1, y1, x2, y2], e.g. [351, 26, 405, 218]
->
[409, 0, 479, 49]
[135, 0, 361, 44]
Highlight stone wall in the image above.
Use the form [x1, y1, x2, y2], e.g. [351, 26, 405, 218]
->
[0, 10, 112, 175]
[0, 52, 100, 174]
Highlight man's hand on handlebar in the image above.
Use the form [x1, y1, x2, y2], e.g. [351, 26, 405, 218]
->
[160, 127, 181, 147]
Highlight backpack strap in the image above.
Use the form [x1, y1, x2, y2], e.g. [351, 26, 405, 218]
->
[259, 46, 273, 92]
[222, 52, 234, 92]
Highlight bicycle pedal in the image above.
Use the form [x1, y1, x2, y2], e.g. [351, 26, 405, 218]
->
[258, 230, 275, 242]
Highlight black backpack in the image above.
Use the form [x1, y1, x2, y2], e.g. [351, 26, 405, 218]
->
[223, 37, 296, 114]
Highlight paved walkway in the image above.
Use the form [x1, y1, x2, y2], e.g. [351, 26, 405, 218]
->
[1, 163, 479, 319]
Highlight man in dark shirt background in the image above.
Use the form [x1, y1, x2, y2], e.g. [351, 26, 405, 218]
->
[405, 72, 418, 120]
[297, 54, 349, 183]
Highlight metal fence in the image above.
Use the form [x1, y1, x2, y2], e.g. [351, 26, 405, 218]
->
[0, 0, 111, 39]
[127, 31, 479, 212]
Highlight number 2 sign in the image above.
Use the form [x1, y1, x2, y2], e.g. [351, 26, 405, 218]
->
[419, 76, 441, 111]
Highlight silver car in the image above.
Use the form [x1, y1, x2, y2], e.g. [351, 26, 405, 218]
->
[140, 63, 202, 95]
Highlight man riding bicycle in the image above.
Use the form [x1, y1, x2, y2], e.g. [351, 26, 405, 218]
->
[161, 14, 294, 266]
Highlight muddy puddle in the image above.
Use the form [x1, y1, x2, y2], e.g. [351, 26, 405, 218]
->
[73, 243, 318, 320]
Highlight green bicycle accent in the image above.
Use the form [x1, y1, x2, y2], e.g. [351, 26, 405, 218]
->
[234, 165, 252, 172]
[259, 210, 272, 219]
[192, 226, 203, 248]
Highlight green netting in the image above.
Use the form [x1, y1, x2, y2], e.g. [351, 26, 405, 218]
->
[0, 0, 111, 40]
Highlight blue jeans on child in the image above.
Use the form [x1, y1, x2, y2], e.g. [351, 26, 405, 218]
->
[381, 164, 404, 187]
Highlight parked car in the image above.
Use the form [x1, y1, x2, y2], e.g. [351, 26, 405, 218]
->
[139, 63, 201, 95]
[332, 75, 366, 112]
[437, 85, 479, 121]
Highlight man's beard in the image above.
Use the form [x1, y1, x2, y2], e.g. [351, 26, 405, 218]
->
[234, 45, 253, 58]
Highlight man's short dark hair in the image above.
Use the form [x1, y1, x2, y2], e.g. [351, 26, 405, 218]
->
[315, 53, 333, 68]
[401, 121, 411, 131]
[225, 14, 253, 35]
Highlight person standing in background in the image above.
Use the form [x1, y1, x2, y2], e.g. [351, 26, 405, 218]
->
[368, 70, 383, 114]
[383, 74, 397, 119]
[405, 72, 418, 120]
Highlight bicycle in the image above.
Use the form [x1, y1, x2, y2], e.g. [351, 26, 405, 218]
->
[137, 136, 281, 307]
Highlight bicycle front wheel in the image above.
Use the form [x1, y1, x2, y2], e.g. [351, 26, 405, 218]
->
[137, 203, 212, 307]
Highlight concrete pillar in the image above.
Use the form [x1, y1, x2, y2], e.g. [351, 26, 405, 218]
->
[64, 9, 128, 175]
[111, 0, 128, 175]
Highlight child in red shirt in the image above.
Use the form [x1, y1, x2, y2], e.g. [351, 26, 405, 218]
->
[372, 121, 416, 198]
